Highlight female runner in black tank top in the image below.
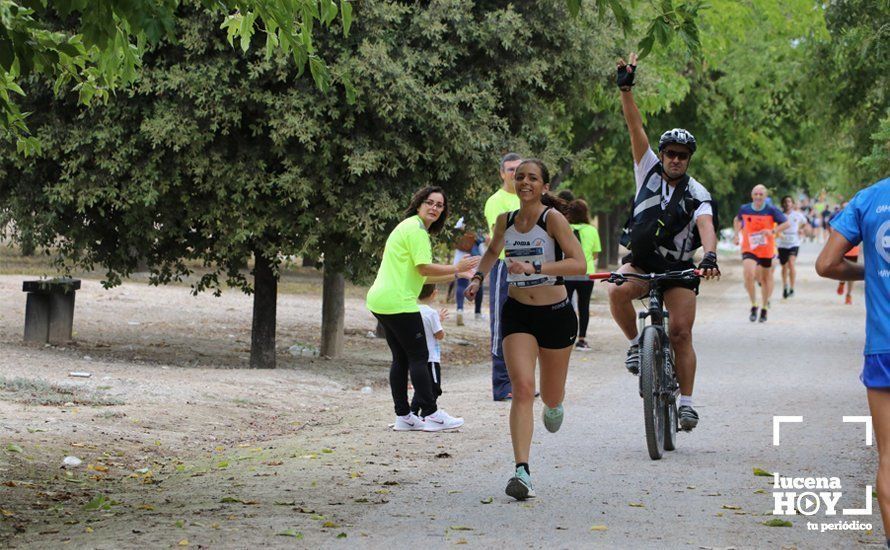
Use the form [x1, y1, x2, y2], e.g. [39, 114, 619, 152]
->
[465, 159, 586, 500]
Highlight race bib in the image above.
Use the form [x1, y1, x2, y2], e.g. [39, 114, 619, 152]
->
[749, 232, 767, 248]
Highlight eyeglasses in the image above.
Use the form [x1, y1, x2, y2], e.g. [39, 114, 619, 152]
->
[423, 199, 445, 210]
[663, 150, 690, 161]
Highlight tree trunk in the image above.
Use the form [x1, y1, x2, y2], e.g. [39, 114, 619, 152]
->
[608, 204, 624, 266]
[250, 251, 277, 369]
[320, 266, 345, 358]
[597, 212, 611, 270]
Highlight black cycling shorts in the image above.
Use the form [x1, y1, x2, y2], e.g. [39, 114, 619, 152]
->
[501, 297, 578, 349]
[777, 247, 799, 265]
[742, 252, 772, 268]
[622, 255, 700, 295]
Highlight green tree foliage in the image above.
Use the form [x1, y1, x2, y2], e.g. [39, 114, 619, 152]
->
[806, 0, 889, 190]
[0, 0, 352, 153]
[559, 0, 833, 230]
[0, 1, 624, 364]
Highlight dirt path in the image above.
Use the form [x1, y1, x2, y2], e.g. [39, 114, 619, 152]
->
[0, 243, 881, 548]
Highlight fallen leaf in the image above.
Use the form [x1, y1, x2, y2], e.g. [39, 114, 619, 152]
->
[721, 504, 741, 510]
[753, 467, 772, 477]
[274, 501, 296, 506]
[628, 503, 645, 508]
[435, 452, 451, 458]
[178, 539, 189, 546]
[753, 489, 766, 494]
[1, 509, 14, 517]
[480, 497, 493, 504]
[276, 529, 303, 538]
[6, 444, 23, 454]
[590, 525, 608, 531]
[763, 519, 792, 527]
[139, 504, 154, 511]
[336, 533, 347, 538]
[322, 521, 339, 528]
[263, 461, 283, 466]
[322, 449, 334, 454]
[450, 526, 473, 531]
[85, 526, 93, 533]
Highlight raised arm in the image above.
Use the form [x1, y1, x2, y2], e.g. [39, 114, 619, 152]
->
[618, 53, 650, 165]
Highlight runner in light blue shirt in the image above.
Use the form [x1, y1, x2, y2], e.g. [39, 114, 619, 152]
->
[816, 176, 890, 544]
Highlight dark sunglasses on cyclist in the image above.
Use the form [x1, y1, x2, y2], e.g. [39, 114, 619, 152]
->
[663, 150, 690, 161]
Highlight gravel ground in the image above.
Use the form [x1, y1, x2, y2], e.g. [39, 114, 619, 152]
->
[0, 242, 881, 549]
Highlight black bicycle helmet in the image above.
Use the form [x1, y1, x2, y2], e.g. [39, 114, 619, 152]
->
[658, 128, 697, 154]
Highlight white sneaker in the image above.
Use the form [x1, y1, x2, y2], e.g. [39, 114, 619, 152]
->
[422, 409, 464, 431]
[392, 413, 426, 431]
[474, 313, 486, 321]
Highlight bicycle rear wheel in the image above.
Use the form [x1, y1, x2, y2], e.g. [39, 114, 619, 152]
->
[639, 326, 664, 460]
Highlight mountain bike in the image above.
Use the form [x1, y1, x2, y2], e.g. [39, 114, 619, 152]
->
[591, 268, 702, 460]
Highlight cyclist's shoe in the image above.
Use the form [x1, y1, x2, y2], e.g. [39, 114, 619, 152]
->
[625, 344, 641, 375]
[542, 403, 564, 433]
[759, 308, 768, 323]
[837, 281, 845, 295]
[678, 405, 699, 431]
[505, 467, 536, 500]
[749, 306, 758, 322]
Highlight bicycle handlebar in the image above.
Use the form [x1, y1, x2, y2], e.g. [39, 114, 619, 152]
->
[589, 268, 703, 284]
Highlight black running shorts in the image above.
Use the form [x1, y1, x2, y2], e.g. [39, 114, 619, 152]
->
[777, 247, 799, 265]
[501, 297, 578, 349]
[742, 252, 773, 268]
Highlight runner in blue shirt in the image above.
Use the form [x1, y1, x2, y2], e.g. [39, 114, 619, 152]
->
[816, 177, 890, 543]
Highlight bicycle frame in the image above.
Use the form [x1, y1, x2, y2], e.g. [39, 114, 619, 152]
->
[591, 268, 701, 459]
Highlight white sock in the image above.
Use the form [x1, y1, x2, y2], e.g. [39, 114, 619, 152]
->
[679, 395, 693, 408]
[629, 334, 640, 345]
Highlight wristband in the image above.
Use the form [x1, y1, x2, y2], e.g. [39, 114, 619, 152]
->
[472, 271, 485, 283]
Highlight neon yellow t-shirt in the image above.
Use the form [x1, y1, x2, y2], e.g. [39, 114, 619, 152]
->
[484, 188, 520, 260]
[571, 223, 601, 274]
[366, 216, 432, 314]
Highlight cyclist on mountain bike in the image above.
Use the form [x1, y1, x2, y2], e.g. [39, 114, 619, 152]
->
[609, 53, 720, 431]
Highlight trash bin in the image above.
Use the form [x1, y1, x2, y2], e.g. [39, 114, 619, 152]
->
[22, 278, 81, 343]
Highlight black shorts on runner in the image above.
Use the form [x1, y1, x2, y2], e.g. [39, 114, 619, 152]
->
[501, 297, 578, 349]
[777, 247, 799, 265]
[742, 252, 772, 268]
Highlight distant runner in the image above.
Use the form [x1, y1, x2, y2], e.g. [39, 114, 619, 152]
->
[733, 185, 789, 322]
[777, 195, 807, 298]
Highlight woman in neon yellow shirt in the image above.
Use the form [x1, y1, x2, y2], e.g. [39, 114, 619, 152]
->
[565, 199, 601, 351]
[366, 186, 479, 432]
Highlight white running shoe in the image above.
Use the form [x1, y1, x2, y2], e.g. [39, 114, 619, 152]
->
[392, 412, 426, 431]
[422, 409, 464, 431]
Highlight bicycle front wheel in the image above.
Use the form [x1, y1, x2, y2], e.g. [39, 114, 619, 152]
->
[640, 326, 665, 460]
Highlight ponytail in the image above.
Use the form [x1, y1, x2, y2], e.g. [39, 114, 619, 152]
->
[541, 192, 569, 214]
